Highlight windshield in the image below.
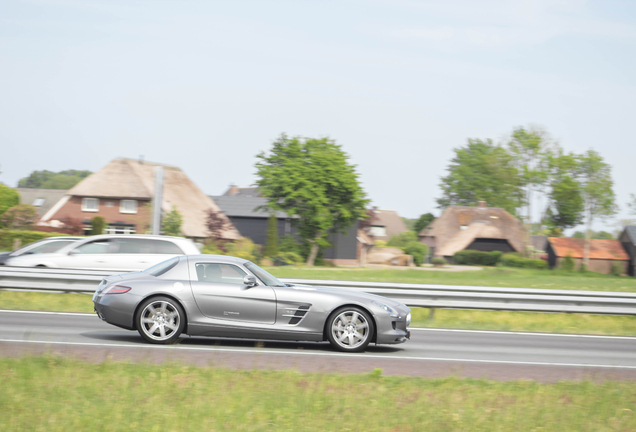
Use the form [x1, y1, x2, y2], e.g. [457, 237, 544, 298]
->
[245, 262, 285, 287]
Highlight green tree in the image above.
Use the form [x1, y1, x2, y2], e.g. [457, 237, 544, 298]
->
[577, 150, 618, 266]
[414, 213, 435, 234]
[506, 126, 552, 223]
[437, 139, 523, 215]
[543, 151, 584, 232]
[17, 169, 92, 189]
[91, 216, 106, 235]
[0, 184, 20, 217]
[387, 231, 418, 248]
[264, 214, 279, 257]
[162, 206, 183, 236]
[0, 204, 38, 230]
[256, 134, 369, 266]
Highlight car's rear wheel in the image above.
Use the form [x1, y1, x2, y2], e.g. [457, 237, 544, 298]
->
[327, 307, 374, 352]
[136, 296, 185, 344]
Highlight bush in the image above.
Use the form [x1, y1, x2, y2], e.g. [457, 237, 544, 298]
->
[264, 215, 279, 257]
[91, 216, 106, 235]
[403, 241, 428, 266]
[579, 263, 587, 273]
[225, 237, 258, 263]
[386, 231, 418, 248]
[279, 235, 301, 255]
[0, 184, 20, 219]
[431, 257, 446, 267]
[271, 251, 303, 266]
[453, 250, 502, 266]
[201, 240, 223, 255]
[374, 240, 387, 247]
[0, 204, 38, 230]
[500, 253, 548, 269]
[560, 253, 575, 272]
[0, 229, 70, 250]
[610, 262, 623, 276]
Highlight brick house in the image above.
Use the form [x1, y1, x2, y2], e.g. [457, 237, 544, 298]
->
[546, 237, 629, 274]
[39, 158, 239, 240]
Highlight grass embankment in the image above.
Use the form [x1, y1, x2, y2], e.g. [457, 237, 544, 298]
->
[0, 356, 634, 431]
[265, 266, 636, 293]
[3, 290, 636, 337]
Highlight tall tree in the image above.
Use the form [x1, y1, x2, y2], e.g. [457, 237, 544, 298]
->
[543, 150, 584, 232]
[256, 134, 369, 266]
[577, 150, 618, 265]
[0, 184, 20, 217]
[264, 214, 279, 257]
[437, 139, 523, 215]
[506, 126, 553, 223]
[17, 169, 92, 189]
[414, 213, 435, 234]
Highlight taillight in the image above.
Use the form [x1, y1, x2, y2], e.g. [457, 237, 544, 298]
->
[102, 285, 131, 295]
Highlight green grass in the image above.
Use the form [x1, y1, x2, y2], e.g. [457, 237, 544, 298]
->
[2, 290, 636, 337]
[265, 266, 636, 293]
[0, 356, 634, 431]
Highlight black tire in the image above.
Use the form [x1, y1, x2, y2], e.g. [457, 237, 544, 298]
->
[136, 296, 185, 344]
[326, 306, 374, 352]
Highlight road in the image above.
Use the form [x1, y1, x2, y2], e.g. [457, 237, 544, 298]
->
[1, 309, 636, 381]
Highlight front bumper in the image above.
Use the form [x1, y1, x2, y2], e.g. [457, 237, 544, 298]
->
[375, 314, 411, 345]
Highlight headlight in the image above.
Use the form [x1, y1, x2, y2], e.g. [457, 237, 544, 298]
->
[371, 300, 399, 318]
[406, 313, 411, 326]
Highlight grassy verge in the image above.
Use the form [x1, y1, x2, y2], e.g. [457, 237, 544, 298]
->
[265, 266, 636, 293]
[1, 356, 634, 431]
[2, 290, 636, 337]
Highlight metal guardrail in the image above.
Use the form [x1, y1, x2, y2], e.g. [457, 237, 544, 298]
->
[1, 267, 636, 315]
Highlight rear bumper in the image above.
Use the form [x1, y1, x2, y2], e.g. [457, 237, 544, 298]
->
[93, 294, 139, 330]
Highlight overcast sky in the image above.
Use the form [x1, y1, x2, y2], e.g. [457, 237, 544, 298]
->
[1, 0, 635, 231]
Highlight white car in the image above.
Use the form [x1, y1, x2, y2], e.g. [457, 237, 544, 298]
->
[0, 236, 82, 265]
[4, 234, 200, 271]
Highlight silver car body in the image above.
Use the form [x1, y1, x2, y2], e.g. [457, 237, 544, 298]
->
[93, 255, 411, 348]
[5, 234, 200, 271]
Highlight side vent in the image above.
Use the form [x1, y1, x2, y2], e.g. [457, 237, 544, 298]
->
[283, 305, 311, 325]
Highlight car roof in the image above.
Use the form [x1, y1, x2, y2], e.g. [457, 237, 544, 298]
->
[186, 254, 250, 264]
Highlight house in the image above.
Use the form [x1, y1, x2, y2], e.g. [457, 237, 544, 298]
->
[366, 208, 408, 241]
[39, 158, 239, 240]
[17, 188, 67, 218]
[211, 191, 363, 266]
[419, 201, 528, 260]
[618, 226, 636, 276]
[546, 237, 629, 274]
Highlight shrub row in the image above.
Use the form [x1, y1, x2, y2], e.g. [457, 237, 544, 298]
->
[0, 229, 70, 250]
[453, 250, 502, 266]
[500, 253, 548, 269]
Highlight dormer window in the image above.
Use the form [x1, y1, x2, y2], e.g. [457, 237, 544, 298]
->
[120, 200, 138, 214]
[81, 198, 99, 212]
[32, 198, 45, 207]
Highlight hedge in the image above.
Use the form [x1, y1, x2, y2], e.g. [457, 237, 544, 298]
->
[452, 250, 502, 266]
[500, 253, 548, 269]
[0, 230, 71, 250]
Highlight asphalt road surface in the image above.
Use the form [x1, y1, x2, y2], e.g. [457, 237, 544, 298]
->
[1, 309, 636, 381]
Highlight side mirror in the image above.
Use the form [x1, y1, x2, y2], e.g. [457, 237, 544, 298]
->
[243, 275, 258, 287]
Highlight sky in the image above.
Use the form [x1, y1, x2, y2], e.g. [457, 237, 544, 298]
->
[1, 0, 635, 232]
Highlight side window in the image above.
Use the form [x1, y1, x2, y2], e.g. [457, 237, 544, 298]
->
[195, 263, 247, 284]
[153, 240, 184, 254]
[29, 240, 75, 254]
[114, 238, 148, 254]
[73, 240, 112, 254]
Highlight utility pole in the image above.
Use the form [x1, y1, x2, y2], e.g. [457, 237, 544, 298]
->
[151, 166, 164, 235]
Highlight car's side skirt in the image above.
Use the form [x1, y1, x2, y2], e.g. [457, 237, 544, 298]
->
[186, 323, 324, 342]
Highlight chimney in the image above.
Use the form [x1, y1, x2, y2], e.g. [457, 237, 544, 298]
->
[478, 200, 486, 208]
[225, 184, 239, 196]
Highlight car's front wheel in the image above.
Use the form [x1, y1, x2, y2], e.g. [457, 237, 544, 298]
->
[326, 307, 374, 352]
[136, 296, 185, 344]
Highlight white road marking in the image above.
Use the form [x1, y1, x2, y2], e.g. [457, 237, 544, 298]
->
[409, 327, 636, 340]
[0, 338, 635, 370]
[0, 309, 95, 317]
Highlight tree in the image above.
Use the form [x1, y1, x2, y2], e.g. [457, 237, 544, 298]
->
[205, 209, 230, 241]
[629, 194, 636, 215]
[0, 184, 20, 217]
[162, 206, 183, 236]
[17, 169, 92, 189]
[91, 216, 106, 235]
[414, 213, 435, 234]
[437, 139, 523, 215]
[543, 151, 584, 232]
[264, 214, 279, 257]
[506, 126, 553, 223]
[577, 150, 618, 266]
[0, 204, 38, 230]
[256, 134, 369, 266]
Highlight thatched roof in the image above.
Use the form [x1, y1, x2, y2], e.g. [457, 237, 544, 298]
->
[369, 209, 408, 240]
[420, 205, 527, 257]
[64, 158, 239, 239]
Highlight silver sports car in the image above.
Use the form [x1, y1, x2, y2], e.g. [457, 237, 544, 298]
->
[93, 255, 411, 352]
